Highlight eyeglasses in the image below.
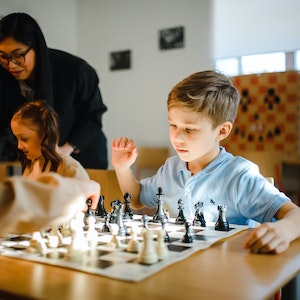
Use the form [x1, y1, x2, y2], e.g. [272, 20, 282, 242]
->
[0, 46, 32, 66]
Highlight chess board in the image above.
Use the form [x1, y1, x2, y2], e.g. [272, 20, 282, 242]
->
[0, 215, 248, 282]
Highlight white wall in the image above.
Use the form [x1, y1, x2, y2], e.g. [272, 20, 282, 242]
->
[213, 0, 300, 58]
[0, 0, 78, 54]
[1, 0, 299, 168]
[77, 0, 214, 167]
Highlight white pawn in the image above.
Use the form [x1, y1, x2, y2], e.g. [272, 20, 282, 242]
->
[126, 226, 139, 253]
[86, 216, 98, 248]
[109, 224, 121, 249]
[156, 229, 169, 260]
[26, 231, 47, 254]
[138, 229, 158, 265]
[47, 225, 63, 248]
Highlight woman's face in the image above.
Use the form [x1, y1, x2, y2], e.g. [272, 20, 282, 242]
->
[0, 37, 35, 81]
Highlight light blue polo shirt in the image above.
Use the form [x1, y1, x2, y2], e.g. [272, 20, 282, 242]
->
[140, 147, 290, 226]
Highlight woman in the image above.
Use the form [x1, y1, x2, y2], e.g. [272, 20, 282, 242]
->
[11, 100, 89, 180]
[0, 12, 108, 169]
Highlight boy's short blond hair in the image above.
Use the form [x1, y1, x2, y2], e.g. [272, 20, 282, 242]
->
[167, 70, 240, 128]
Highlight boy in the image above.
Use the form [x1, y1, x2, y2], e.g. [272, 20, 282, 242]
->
[112, 70, 300, 254]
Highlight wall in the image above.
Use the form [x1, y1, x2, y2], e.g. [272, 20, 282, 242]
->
[0, 0, 78, 54]
[1, 0, 299, 169]
[213, 0, 300, 58]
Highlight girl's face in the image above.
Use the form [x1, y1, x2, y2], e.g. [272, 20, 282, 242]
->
[0, 37, 35, 81]
[168, 107, 231, 173]
[10, 118, 42, 161]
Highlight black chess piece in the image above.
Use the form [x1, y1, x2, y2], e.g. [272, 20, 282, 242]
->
[110, 199, 121, 223]
[215, 204, 229, 231]
[175, 199, 186, 225]
[193, 201, 206, 227]
[152, 187, 168, 224]
[85, 199, 95, 219]
[123, 192, 134, 220]
[102, 213, 110, 232]
[182, 221, 193, 243]
[96, 195, 107, 217]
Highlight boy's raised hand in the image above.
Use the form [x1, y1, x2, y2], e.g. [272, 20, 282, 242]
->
[112, 137, 138, 170]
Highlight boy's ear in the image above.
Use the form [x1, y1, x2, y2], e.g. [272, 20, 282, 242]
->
[217, 121, 233, 141]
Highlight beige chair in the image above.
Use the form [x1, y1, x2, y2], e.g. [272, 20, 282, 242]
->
[237, 150, 284, 191]
[85, 169, 123, 212]
[135, 147, 170, 179]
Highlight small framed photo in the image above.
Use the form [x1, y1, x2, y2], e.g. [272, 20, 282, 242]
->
[110, 50, 131, 71]
[159, 26, 184, 50]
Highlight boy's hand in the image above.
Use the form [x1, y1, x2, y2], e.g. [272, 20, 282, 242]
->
[244, 222, 290, 254]
[112, 137, 138, 170]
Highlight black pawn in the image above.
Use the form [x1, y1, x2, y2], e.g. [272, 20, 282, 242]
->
[215, 204, 229, 231]
[175, 199, 186, 225]
[85, 199, 95, 219]
[102, 213, 110, 232]
[123, 192, 133, 220]
[110, 199, 121, 223]
[96, 195, 107, 217]
[182, 222, 193, 243]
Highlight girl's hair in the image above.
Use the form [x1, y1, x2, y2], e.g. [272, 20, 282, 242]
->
[12, 100, 61, 172]
[0, 12, 53, 105]
[167, 70, 241, 128]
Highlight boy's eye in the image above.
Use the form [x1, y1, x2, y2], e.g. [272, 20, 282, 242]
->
[169, 124, 176, 128]
[186, 128, 195, 133]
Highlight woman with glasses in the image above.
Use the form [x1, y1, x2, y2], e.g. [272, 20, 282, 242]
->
[0, 12, 108, 169]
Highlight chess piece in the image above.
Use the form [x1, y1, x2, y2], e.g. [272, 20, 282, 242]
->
[215, 204, 229, 231]
[86, 215, 98, 248]
[193, 201, 206, 227]
[182, 221, 193, 243]
[138, 229, 158, 265]
[85, 198, 95, 220]
[47, 225, 63, 248]
[27, 231, 47, 254]
[175, 199, 186, 224]
[156, 229, 169, 260]
[152, 187, 168, 224]
[96, 195, 107, 217]
[115, 201, 126, 236]
[126, 226, 140, 253]
[109, 224, 121, 249]
[102, 213, 111, 232]
[110, 199, 121, 223]
[123, 192, 134, 220]
[142, 214, 149, 229]
[160, 217, 170, 243]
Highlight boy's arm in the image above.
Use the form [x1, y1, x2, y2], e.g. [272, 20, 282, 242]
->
[112, 137, 144, 210]
[244, 201, 300, 254]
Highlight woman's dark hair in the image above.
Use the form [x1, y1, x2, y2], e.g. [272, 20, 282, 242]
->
[12, 100, 61, 172]
[0, 13, 53, 105]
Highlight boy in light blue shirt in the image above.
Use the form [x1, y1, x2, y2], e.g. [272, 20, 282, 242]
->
[112, 70, 300, 254]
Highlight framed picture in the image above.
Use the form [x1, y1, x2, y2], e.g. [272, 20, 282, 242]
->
[110, 50, 131, 71]
[159, 26, 184, 50]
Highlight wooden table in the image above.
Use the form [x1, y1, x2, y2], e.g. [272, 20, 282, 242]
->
[0, 230, 299, 300]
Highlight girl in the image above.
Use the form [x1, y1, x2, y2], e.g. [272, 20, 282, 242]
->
[10, 100, 89, 180]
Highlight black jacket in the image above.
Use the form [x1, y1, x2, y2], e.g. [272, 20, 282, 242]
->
[0, 49, 108, 169]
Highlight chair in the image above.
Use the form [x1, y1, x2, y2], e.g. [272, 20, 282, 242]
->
[135, 146, 170, 179]
[237, 151, 284, 191]
[85, 169, 123, 212]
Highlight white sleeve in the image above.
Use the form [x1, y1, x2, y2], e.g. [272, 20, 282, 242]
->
[0, 173, 86, 235]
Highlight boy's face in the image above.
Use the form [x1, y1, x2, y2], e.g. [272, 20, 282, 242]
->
[168, 107, 228, 166]
[10, 119, 42, 161]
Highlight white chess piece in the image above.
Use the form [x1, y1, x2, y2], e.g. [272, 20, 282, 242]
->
[156, 229, 169, 260]
[109, 224, 121, 249]
[26, 231, 47, 254]
[138, 229, 158, 265]
[126, 226, 139, 253]
[86, 215, 98, 248]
